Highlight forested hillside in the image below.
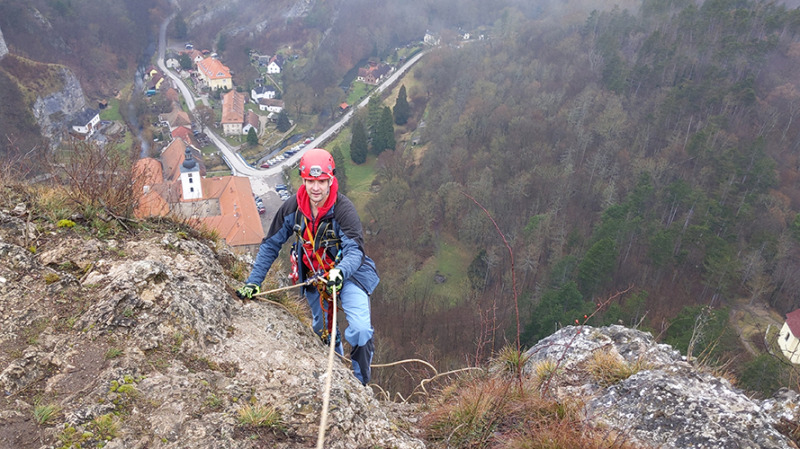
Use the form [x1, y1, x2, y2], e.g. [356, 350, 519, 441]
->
[368, 0, 800, 392]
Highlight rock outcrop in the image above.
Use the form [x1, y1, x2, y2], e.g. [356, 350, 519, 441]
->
[0, 25, 8, 60]
[0, 205, 424, 448]
[525, 325, 800, 449]
[30, 66, 87, 144]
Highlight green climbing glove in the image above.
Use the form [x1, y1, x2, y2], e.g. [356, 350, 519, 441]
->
[327, 268, 343, 293]
[236, 283, 260, 299]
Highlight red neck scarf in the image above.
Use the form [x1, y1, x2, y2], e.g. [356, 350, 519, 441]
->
[296, 177, 338, 231]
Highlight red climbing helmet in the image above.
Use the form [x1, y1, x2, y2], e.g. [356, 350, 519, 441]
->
[298, 148, 335, 180]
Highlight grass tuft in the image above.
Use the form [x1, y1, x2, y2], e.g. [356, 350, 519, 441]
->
[586, 348, 649, 387]
[236, 403, 284, 429]
[33, 403, 61, 426]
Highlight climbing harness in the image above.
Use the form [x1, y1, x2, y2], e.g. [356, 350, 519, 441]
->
[291, 210, 342, 345]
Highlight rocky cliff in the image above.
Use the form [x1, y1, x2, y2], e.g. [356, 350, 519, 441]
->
[0, 25, 8, 60]
[30, 66, 87, 145]
[1, 185, 800, 449]
[525, 325, 800, 449]
[0, 202, 424, 448]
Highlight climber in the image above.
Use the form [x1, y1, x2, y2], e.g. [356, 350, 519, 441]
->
[236, 148, 379, 386]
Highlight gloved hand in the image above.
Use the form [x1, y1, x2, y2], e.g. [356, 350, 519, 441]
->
[327, 268, 343, 293]
[236, 283, 260, 299]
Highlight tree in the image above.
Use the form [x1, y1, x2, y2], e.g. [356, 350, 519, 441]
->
[351, 119, 368, 164]
[366, 95, 383, 133]
[276, 110, 291, 132]
[173, 14, 187, 40]
[331, 145, 348, 194]
[372, 106, 396, 155]
[393, 85, 410, 125]
[193, 104, 215, 131]
[179, 53, 193, 70]
[216, 34, 227, 54]
[246, 127, 258, 146]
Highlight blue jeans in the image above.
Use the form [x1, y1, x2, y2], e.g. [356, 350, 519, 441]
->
[305, 280, 374, 385]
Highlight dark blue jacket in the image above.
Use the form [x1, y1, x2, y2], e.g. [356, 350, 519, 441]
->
[246, 193, 379, 295]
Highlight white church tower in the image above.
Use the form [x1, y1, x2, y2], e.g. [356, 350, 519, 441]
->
[180, 147, 203, 200]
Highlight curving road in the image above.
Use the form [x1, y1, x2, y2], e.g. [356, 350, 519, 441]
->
[157, 15, 429, 198]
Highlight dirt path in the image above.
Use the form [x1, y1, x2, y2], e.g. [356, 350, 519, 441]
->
[729, 300, 784, 357]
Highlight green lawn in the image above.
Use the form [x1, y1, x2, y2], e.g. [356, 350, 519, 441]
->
[99, 98, 123, 121]
[346, 82, 372, 105]
[407, 234, 473, 308]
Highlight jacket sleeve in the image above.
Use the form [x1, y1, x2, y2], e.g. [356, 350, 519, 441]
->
[332, 195, 366, 280]
[245, 198, 296, 285]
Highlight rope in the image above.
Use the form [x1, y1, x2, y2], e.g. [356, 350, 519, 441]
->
[316, 286, 337, 449]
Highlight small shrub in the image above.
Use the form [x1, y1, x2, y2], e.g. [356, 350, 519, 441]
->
[237, 404, 283, 429]
[89, 413, 119, 441]
[56, 219, 76, 228]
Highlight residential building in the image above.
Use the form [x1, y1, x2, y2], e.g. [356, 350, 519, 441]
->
[71, 108, 100, 136]
[196, 57, 233, 90]
[357, 61, 392, 85]
[251, 85, 277, 101]
[267, 54, 284, 74]
[132, 139, 265, 253]
[242, 110, 260, 136]
[257, 98, 284, 113]
[221, 90, 246, 136]
[779, 309, 800, 364]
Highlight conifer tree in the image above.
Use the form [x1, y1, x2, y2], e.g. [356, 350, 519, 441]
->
[276, 110, 291, 132]
[331, 145, 348, 194]
[246, 127, 258, 146]
[350, 119, 368, 164]
[393, 85, 410, 125]
[372, 106, 396, 155]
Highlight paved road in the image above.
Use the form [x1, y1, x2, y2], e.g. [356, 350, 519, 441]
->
[156, 15, 429, 199]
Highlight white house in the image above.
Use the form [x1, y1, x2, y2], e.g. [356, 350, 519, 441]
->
[71, 108, 101, 136]
[251, 85, 277, 102]
[424, 30, 441, 46]
[266, 55, 284, 74]
[258, 98, 284, 113]
[779, 309, 800, 364]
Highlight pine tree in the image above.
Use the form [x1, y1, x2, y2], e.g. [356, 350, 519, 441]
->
[331, 145, 348, 194]
[393, 85, 410, 125]
[350, 119, 368, 164]
[276, 110, 291, 132]
[372, 106, 396, 155]
[246, 127, 258, 146]
[366, 95, 383, 134]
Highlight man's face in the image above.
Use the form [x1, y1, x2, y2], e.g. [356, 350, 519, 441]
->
[303, 178, 331, 205]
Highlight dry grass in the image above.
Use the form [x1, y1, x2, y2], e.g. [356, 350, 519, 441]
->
[585, 348, 649, 388]
[422, 370, 645, 449]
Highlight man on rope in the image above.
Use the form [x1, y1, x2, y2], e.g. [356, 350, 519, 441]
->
[236, 148, 379, 385]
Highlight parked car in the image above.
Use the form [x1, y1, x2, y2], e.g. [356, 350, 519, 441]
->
[304, 138, 313, 144]
[275, 184, 288, 191]
[261, 162, 271, 168]
[257, 205, 266, 214]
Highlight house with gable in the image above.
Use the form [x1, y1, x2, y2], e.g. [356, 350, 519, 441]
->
[356, 61, 393, 85]
[257, 98, 284, 114]
[196, 57, 233, 90]
[242, 110, 260, 136]
[251, 85, 277, 102]
[266, 54, 284, 74]
[779, 309, 800, 364]
[221, 90, 246, 136]
[424, 30, 441, 46]
[71, 108, 101, 137]
[133, 138, 264, 253]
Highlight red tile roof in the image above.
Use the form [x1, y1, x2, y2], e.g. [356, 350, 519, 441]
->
[787, 309, 800, 337]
